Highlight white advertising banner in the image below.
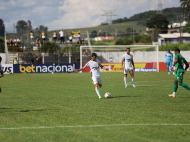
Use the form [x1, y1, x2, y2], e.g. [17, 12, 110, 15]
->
[2, 64, 13, 74]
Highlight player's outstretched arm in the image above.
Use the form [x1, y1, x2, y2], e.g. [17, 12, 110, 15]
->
[100, 65, 106, 70]
[74, 66, 86, 72]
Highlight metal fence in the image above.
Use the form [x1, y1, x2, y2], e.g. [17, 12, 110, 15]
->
[11, 52, 80, 64]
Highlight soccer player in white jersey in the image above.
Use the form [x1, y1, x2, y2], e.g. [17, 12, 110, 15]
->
[75, 53, 105, 99]
[121, 48, 136, 88]
[0, 56, 4, 97]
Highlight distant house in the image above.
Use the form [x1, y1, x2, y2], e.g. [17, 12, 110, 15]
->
[168, 21, 187, 34]
[158, 33, 190, 45]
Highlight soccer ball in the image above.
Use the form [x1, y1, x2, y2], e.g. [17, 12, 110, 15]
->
[104, 92, 111, 98]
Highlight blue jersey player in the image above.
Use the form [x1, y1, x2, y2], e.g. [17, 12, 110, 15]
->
[164, 50, 175, 75]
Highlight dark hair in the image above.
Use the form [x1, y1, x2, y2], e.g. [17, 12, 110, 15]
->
[175, 48, 180, 53]
[127, 48, 130, 50]
[168, 49, 170, 52]
[0, 56, 2, 62]
[92, 53, 97, 57]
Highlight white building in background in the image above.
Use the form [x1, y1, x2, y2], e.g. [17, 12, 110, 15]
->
[168, 21, 188, 34]
[168, 21, 187, 29]
[158, 33, 190, 45]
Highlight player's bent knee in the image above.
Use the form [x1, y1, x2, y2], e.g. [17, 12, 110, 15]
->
[179, 83, 182, 86]
[179, 82, 182, 86]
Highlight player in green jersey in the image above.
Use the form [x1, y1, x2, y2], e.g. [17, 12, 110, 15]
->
[169, 48, 190, 98]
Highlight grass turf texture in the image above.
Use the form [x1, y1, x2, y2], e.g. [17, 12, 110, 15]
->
[0, 72, 190, 142]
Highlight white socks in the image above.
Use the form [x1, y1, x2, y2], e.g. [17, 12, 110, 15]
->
[132, 77, 135, 85]
[95, 87, 101, 98]
[124, 77, 135, 86]
[173, 92, 176, 95]
[124, 77, 127, 86]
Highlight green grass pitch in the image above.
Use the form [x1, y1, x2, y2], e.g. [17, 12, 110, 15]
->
[0, 72, 190, 142]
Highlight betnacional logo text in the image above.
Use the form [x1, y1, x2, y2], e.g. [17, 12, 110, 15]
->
[19, 64, 76, 73]
[20, 65, 35, 73]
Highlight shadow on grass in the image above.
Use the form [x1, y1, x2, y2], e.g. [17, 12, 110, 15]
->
[19, 109, 45, 112]
[0, 108, 60, 113]
[19, 108, 61, 112]
[0, 108, 15, 110]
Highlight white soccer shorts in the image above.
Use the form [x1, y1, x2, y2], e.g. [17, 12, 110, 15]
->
[124, 67, 133, 74]
[92, 76, 102, 85]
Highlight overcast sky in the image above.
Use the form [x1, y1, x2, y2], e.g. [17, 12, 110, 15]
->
[0, 0, 180, 32]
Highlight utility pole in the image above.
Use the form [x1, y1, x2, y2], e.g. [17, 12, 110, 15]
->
[101, 9, 117, 36]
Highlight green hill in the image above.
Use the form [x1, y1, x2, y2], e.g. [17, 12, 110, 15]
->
[112, 7, 181, 24]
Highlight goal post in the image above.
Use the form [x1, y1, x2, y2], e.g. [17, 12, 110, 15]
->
[80, 45, 159, 72]
[4, 30, 10, 64]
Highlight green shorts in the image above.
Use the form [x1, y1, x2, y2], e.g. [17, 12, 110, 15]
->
[175, 70, 184, 82]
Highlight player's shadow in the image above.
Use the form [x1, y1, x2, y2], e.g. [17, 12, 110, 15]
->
[0, 108, 60, 113]
[0, 108, 15, 110]
[0, 108, 15, 113]
[19, 108, 60, 112]
[19, 109, 45, 112]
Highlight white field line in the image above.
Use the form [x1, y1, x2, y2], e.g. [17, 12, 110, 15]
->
[0, 124, 190, 130]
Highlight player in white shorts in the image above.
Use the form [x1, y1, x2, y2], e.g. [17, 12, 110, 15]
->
[0, 56, 4, 97]
[75, 53, 105, 99]
[121, 48, 136, 88]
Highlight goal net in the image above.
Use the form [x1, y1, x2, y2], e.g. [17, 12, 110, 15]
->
[80, 45, 159, 72]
